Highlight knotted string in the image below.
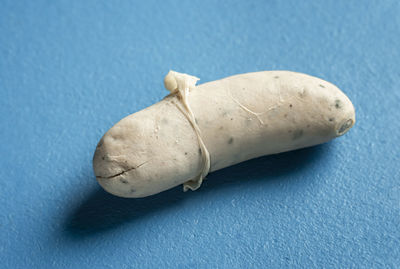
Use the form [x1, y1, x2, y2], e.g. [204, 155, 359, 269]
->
[164, 70, 211, 191]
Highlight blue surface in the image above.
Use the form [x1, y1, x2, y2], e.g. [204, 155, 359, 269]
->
[1, 1, 399, 268]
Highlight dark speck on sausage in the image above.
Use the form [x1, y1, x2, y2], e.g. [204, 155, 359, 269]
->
[228, 137, 234, 144]
[292, 129, 304, 140]
[335, 99, 342, 109]
[319, 84, 325, 88]
[120, 178, 128, 184]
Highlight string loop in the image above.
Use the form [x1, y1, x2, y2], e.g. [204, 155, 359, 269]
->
[164, 70, 211, 191]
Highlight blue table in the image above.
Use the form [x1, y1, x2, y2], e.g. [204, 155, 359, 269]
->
[1, 1, 399, 268]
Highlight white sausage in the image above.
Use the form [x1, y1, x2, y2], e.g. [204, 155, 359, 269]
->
[93, 71, 355, 198]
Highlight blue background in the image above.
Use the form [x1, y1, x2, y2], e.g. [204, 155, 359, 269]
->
[1, 0, 399, 268]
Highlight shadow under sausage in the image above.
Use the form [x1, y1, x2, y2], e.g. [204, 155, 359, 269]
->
[64, 143, 331, 237]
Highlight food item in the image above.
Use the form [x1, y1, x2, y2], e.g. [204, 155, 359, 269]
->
[93, 70, 355, 198]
